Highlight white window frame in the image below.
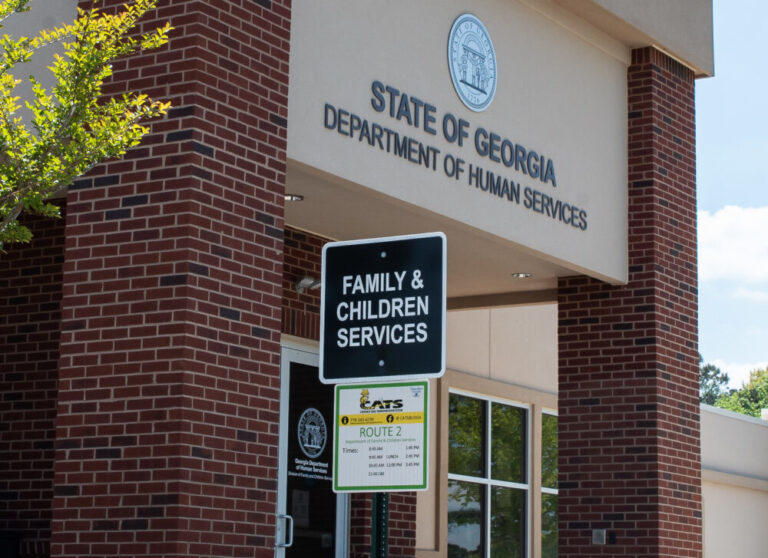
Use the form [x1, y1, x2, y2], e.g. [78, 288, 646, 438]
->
[541, 409, 558, 496]
[447, 388, 532, 558]
[539, 409, 558, 558]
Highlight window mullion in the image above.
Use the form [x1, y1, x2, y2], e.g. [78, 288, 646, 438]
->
[486, 400, 492, 558]
[447, 472, 491, 485]
[523, 407, 541, 558]
[486, 400, 492, 480]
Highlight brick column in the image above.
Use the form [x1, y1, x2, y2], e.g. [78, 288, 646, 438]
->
[52, 1, 290, 556]
[558, 47, 701, 557]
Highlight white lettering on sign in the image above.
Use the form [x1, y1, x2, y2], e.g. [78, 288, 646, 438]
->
[336, 296, 429, 321]
[337, 323, 428, 348]
[335, 269, 429, 348]
[342, 271, 407, 294]
[319, 232, 446, 384]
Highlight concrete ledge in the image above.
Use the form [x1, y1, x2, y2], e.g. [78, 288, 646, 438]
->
[703, 468, 768, 492]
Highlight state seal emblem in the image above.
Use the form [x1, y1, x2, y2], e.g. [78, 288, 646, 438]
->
[447, 13, 497, 112]
[297, 407, 327, 459]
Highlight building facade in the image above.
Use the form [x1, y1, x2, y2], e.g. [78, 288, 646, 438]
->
[3, 2, 763, 558]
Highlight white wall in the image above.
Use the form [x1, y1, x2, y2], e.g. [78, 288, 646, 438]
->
[703, 480, 768, 558]
[701, 405, 768, 558]
[701, 405, 768, 480]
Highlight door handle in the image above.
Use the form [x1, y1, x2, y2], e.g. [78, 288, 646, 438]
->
[276, 514, 294, 548]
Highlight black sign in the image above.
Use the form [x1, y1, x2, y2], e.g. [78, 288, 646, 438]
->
[320, 233, 446, 383]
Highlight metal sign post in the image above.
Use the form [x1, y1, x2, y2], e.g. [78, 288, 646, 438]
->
[320, 232, 447, 558]
[334, 380, 428, 558]
[371, 493, 389, 558]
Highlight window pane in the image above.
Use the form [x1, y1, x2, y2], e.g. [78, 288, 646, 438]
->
[541, 493, 558, 558]
[490, 486, 525, 558]
[449, 394, 485, 477]
[491, 403, 526, 483]
[447, 480, 484, 558]
[541, 413, 558, 489]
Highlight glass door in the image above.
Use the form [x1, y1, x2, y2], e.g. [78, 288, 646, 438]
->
[276, 346, 348, 558]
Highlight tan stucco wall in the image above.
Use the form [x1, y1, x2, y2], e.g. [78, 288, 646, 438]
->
[289, 0, 629, 284]
[547, 0, 714, 76]
[588, 0, 714, 75]
[446, 305, 558, 393]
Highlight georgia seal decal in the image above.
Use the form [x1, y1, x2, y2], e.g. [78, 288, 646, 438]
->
[448, 13, 497, 112]
[297, 407, 327, 459]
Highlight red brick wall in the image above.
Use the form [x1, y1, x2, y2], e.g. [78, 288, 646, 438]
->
[387, 493, 417, 557]
[282, 228, 324, 340]
[52, 1, 290, 556]
[0, 211, 65, 555]
[558, 47, 701, 557]
[349, 493, 373, 557]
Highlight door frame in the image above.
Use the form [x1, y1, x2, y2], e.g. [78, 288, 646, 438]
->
[275, 342, 349, 558]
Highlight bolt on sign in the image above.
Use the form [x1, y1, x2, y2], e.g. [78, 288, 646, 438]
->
[333, 381, 428, 493]
[319, 232, 446, 384]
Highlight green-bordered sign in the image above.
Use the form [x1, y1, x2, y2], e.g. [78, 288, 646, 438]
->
[333, 381, 428, 493]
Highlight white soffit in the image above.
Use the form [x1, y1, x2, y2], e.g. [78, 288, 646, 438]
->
[285, 162, 569, 299]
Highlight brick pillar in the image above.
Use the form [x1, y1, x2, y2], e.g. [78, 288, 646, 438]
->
[0, 211, 65, 555]
[558, 47, 701, 557]
[51, 0, 290, 556]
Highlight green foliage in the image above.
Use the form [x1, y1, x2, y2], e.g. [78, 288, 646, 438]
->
[0, 0, 171, 247]
[541, 493, 558, 558]
[715, 368, 768, 418]
[699, 354, 732, 405]
[490, 402, 525, 482]
[541, 412, 557, 488]
[448, 393, 484, 479]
